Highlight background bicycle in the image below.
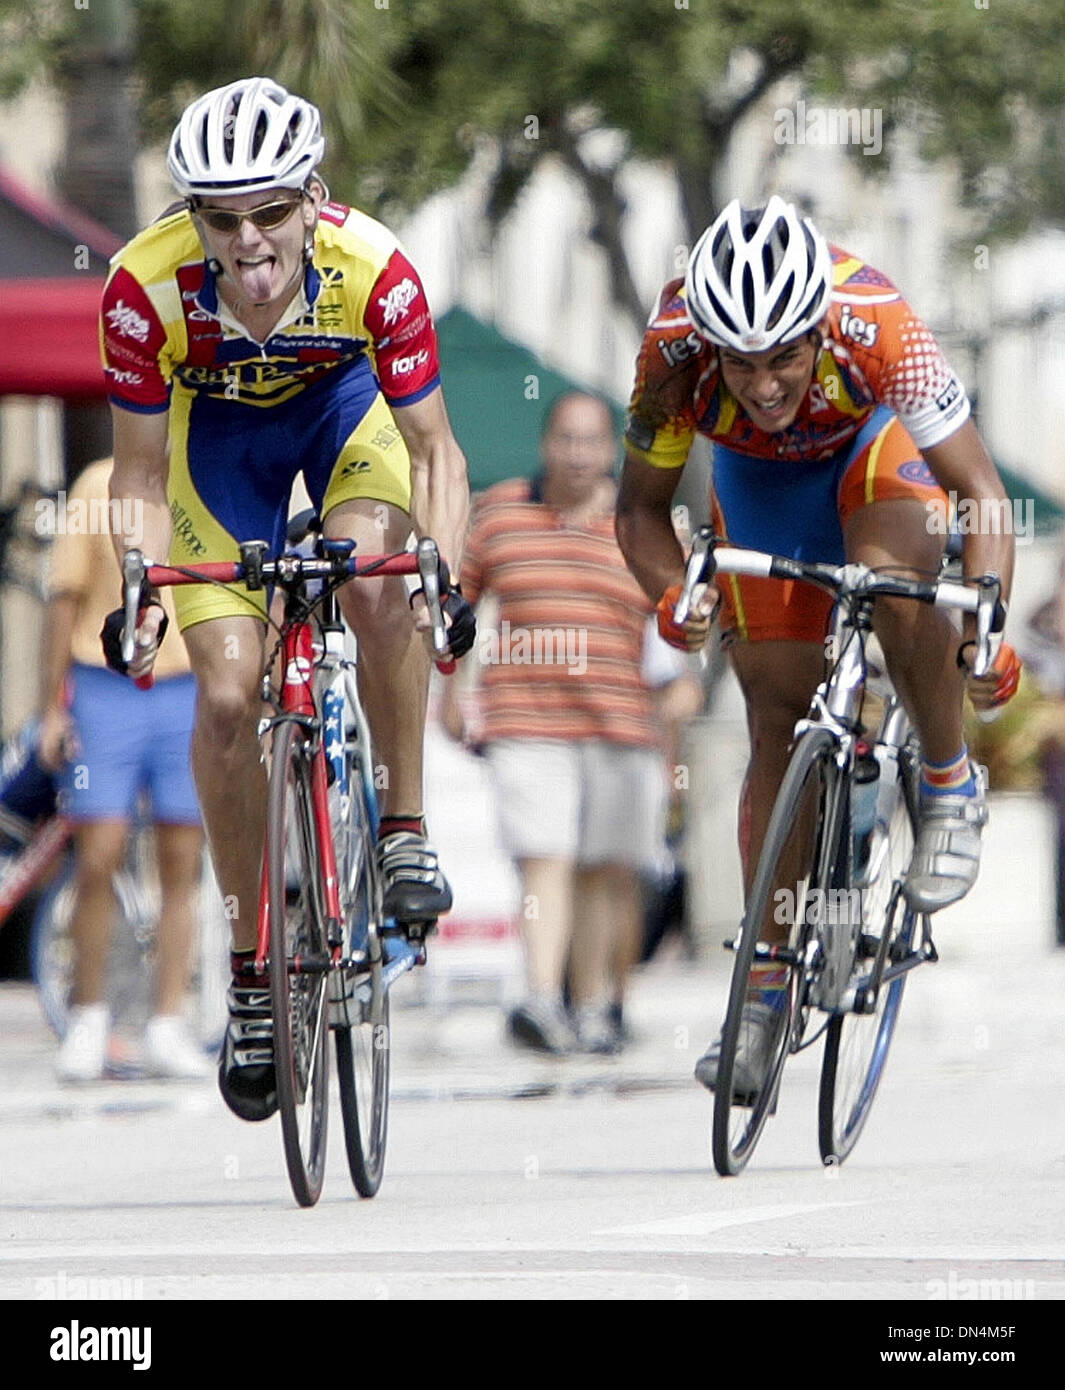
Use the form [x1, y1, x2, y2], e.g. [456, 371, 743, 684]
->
[0, 721, 229, 1067]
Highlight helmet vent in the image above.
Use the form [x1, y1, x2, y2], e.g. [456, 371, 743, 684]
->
[767, 273, 795, 333]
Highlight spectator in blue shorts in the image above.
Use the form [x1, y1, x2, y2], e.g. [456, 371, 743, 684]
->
[38, 459, 209, 1082]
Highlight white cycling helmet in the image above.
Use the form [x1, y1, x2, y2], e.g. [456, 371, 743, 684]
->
[684, 196, 833, 352]
[167, 77, 325, 198]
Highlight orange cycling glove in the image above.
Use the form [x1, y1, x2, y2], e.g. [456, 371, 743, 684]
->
[960, 640, 1022, 710]
[656, 583, 691, 651]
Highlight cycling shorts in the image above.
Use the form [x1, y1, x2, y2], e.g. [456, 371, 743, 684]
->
[166, 356, 412, 630]
[59, 664, 201, 825]
[711, 406, 948, 644]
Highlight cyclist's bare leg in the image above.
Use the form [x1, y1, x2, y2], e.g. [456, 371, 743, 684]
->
[844, 499, 963, 764]
[729, 640, 825, 944]
[323, 499, 428, 819]
[151, 822, 207, 1015]
[69, 819, 129, 1004]
[181, 616, 268, 952]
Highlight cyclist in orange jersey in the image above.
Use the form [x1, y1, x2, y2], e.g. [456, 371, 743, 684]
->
[616, 198, 1020, 1091]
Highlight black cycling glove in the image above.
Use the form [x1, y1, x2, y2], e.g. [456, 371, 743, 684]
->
[100, 581, 168, 676]
[441, 586, 476, 659]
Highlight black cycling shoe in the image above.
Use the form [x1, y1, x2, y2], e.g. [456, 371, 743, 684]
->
[376, 831, 453, 924]
[217, 977, 277, 1122]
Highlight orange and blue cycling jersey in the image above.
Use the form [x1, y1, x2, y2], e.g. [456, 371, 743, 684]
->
[99, 202, 438, 630]
[626, 247, 960, 643]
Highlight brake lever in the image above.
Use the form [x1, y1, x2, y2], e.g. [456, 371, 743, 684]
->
[673, 526, 714, 627]
[972, 574, 1001, 681]
[121, 549, 146, 667]
[415, 537, 455, 674]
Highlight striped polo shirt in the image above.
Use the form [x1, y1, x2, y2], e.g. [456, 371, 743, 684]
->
[460, 476, 657, 748]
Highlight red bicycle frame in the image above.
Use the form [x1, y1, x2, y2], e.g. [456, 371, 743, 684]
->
[253, 616, 340, 977]
[144, 550, 428, 982]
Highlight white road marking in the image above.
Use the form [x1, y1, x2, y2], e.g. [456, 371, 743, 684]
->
[596, 1200, 868, 1236]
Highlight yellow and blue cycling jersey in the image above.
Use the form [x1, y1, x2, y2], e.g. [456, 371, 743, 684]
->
[100, 200, 441, 412]
[99, 202, 438, 629]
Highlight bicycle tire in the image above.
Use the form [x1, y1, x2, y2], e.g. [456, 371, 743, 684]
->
[712, 727, 842, 1176]
[267, 719, 330, 1208]
[818, 748, 919, 1165]
[333, 738, 390, 1197]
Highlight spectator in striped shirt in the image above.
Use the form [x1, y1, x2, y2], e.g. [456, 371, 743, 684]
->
[444, 392, 683, 1054]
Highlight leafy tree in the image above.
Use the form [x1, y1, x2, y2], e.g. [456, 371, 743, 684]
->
[4, 0, 1064, 331]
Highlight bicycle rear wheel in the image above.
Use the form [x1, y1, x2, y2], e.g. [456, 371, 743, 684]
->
[333, 743, 390, 1197]
[268, 719, 330, 1208]
[818, 750, 919, 1164]
[712, 728, 841, 1176]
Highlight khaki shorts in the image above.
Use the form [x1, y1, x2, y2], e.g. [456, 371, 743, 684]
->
[485, 738, 665, 873]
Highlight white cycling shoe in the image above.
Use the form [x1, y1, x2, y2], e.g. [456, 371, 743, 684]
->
[694, 1002, 781, 1105]
[904, 768, 988, 914]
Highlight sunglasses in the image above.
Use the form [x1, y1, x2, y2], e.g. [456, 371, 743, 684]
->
[193, 197, 304, 234]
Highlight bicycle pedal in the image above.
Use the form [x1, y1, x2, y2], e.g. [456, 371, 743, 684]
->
[381, 918, 438, 942]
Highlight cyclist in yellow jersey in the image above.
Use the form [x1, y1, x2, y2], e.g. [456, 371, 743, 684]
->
[99, 78, 474, 1121]
[616, 199, 1020, 1094]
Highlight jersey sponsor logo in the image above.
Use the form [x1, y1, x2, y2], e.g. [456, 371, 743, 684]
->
[371, 424, 400, 450]
[389, 311, 430, 347]
[104, 336, 149, 367]
[105, 367, 144, 386]
[897, 458, 938, 487]
[340, 458, 373, 476]
[170, 501, 207, 557]
[656, 329, 703, 368]
[378, 276, 419, 326]
[105, 299, 151, 343]
[391, 348, 429, 376]
[838, 304, 879, 348]
[936, 378, 962, 412]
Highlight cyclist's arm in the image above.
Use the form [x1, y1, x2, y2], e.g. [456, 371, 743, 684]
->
[391, 386, 470, 574]
[922, 418, 1015, 605]
[616, 451, 687, 602]
[109, 406, 172, 574]
[107, 406, 172, 674]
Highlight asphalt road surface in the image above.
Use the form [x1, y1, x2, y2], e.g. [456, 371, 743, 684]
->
[2, 797, 1063, 1308]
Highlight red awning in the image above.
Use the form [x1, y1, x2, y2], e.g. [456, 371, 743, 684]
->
[0, 278, 108, 398]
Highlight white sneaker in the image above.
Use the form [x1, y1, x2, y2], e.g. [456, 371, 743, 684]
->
[56, 1003, 109, 1083]
[142, 1014, 214, 1080]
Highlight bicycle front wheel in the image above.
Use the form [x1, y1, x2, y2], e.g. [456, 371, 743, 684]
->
[334, 749, 390, 1197]
[267, 719, 330, 1208]
[818, 752, 919, 1165]
[712, 728, 841, 1176]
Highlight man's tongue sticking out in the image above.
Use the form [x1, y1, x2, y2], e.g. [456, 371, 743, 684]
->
[236, 255, 275, 303]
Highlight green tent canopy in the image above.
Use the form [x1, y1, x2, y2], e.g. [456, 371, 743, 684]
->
[436, 307, 624, 491]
